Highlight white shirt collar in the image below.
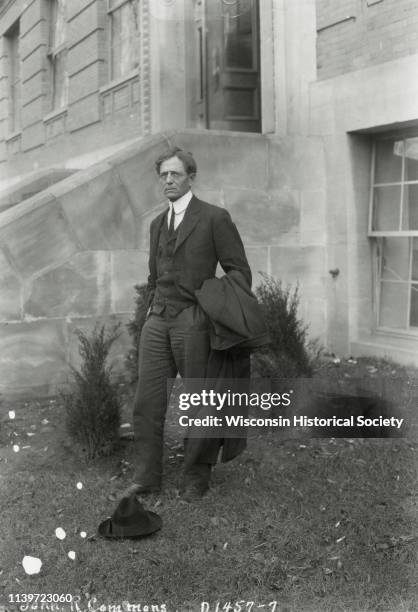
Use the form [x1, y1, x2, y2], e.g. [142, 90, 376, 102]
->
[169, 190, 193, 214]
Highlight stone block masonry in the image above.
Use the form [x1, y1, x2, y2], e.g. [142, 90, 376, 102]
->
[0, 0, 152, 177]
[316, 0, 418, 79]
[0, 130, 328, 396]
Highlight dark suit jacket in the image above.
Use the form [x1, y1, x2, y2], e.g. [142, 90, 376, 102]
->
[146, 196, 256, 466]
[147, 196, 251, 306]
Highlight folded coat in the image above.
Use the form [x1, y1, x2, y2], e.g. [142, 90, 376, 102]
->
[184, 271, 270, 466]
[195, 270, 270, 351]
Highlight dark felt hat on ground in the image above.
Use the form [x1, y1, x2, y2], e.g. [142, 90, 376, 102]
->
[98, 494, 162, 539]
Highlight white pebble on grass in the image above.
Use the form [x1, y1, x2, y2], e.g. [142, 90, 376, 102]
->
[76, 482, 83, 490]
[68, 551, 76, 560]
[80, 531, 87, 538]
[13, 445, 20, 453]
[8, 410, 16, 420]
[55, 527, 66, 540]
[22, 556, 42, 575]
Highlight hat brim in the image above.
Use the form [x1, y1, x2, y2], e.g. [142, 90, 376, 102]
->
[98, 511, 162, 539]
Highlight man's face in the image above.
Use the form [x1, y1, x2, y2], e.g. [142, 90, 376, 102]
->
[159, 156, 194, 202]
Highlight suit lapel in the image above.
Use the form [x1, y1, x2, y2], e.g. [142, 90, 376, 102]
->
[174, 196, 201, 253]
[150, 209, 168, 260]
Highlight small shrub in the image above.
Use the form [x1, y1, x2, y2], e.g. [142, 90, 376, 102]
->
[62, 324, 122, 460]
[252, 274, 315, 378]
[126, 283, 150, 383]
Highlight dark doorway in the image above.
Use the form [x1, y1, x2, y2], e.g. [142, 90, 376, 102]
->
[194, 0, 261, 132]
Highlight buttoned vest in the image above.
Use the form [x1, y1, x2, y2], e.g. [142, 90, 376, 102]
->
[152, 214, 193, 315]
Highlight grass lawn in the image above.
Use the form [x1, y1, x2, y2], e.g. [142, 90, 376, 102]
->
[0, 357, 417, 612]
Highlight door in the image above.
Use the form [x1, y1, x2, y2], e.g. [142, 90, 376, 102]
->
[194, 0, 261, 133]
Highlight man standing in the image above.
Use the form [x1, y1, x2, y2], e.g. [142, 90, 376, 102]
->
[127, 147, 252, 501]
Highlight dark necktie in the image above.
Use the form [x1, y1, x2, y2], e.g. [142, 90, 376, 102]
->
[168, 207, 175, 236]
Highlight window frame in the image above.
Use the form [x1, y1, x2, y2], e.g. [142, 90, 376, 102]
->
[107, 0, 140, 83]
[223, 0, 259, 73]
[5, 20, 21, 135]
[368, 136, 418, 237]
[47, 0, 69, 112]
[369, 132, 418, 335]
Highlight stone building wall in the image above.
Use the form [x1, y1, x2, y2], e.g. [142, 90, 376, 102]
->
[0, 0, 151, 180]
[316, 0, 418, 80]
[0, 130, 327, 396]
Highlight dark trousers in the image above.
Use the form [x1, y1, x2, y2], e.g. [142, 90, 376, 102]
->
[132, 304, 214, 486]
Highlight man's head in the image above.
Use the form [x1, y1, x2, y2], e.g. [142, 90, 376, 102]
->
[155, 147, 197, 202]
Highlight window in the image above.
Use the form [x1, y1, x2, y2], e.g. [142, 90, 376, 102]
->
[5, 21, 21, 133]
[107, 0, 140, 81]
[223, 0, 256, 70]
[369, 136, 418, 331]
[48, 0, 68, 110]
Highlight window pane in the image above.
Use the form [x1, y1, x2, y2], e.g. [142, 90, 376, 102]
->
[198, 26, 204, 100]
[8, 24, 21, 132]
[412, 239, 418, 281]
[410, 284, 418, 327]
[402, 183, 418, 230]
[372, 185, 401, 231]
[52, 49, 68, 108]
[120, 3, 139, 73]
[224, 0, 254, 69]
[381, 237, 410, 282]
[404, 137, 418, 182]
[375, 140, 402, 184]
[51, 0, 66, 49]
[379, 281, 409, 328]
[49, 0, 67, 110]
[111, 7, 122, 79]
[111, 1, 140, 79]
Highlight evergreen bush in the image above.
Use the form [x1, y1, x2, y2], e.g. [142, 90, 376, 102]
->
[62, 324, 122, 459]
[253, 274, 317, 378]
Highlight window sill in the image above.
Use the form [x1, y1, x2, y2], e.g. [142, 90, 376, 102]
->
[351, 332, 418, 367]
[100, 70, 139, 95]
[369, 231, 418, 237]
[374, 327, 418, 340]
[43, 107, 68, 124]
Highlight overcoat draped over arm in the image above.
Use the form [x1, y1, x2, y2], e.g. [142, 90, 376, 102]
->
[184, 271, 270, 466]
